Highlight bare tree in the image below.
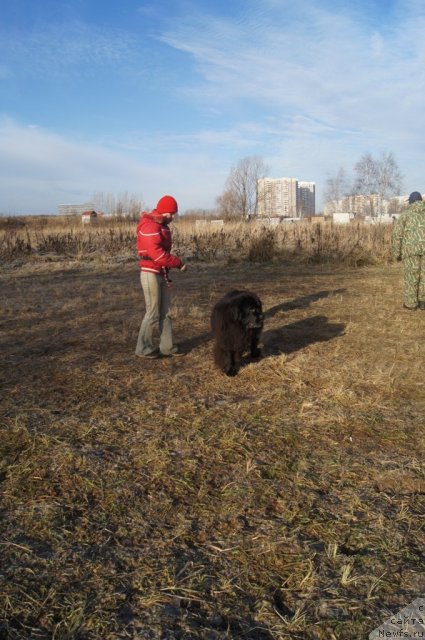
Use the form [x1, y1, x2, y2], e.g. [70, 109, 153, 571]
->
[323, 167, 349, 214]
[221, 156, 268, 219]
[387, 197, 404, 215]
[353, 152, 403, 216]
[376, 151, 403, 212]
[216, 190, 240, 220]
[353, 153, 378, 196]
[92, 192, 144, 218]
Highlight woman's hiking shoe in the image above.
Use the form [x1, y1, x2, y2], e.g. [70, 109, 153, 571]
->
[161, 347, 185, 357]
[135, 349, 159, 359]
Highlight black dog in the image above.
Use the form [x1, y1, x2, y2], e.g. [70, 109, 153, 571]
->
[211, 289, 264, 376]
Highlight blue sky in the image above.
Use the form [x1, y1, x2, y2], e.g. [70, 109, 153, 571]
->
[1, 0, 424, 214]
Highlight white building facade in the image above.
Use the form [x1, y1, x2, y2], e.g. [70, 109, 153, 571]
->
[58, 202, 95, 216]
[324, 194, 413, 218]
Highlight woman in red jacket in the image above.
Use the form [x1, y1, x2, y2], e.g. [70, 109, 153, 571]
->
[135, 195, 187, 358]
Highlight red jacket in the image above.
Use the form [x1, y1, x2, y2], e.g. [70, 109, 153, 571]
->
[136, 212, 183, 274]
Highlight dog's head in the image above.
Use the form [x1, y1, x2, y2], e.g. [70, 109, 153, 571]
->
[241, 304, 264, 329]
[232, 294, 264, 329]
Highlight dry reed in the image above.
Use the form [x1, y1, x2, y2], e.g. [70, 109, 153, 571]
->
[0, 215, 393, 267]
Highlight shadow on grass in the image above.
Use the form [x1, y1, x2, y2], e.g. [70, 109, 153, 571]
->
[263, 315, 346, 356]
[179, 331, 212, 353]
[155, 603, 276, 640]
[157, 545, 277, 639]
[265, 288, 346, 318]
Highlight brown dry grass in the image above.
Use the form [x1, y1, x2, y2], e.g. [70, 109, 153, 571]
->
[0, 214, 393, 267]
[0, 253, 424, 639]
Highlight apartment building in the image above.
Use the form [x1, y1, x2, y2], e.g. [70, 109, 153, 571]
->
[297, 181, 316, 217]
[323, 193, 407, 218]
[257, 177, 315, 217]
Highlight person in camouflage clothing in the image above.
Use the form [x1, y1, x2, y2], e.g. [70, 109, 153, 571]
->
[392, 191, 425, 310]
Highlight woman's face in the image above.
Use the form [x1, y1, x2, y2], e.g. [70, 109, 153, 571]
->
[163, 213, 177, 222]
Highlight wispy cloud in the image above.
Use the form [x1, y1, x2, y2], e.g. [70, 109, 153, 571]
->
[150, 0, 425, 196]
[158, 1, 425, 142]
[0, 21, 138, 79]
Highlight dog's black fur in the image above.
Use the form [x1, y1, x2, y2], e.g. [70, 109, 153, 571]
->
[211, 289, 264, 376]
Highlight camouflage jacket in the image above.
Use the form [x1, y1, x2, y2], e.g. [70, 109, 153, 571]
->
[392, 201, 425, 259]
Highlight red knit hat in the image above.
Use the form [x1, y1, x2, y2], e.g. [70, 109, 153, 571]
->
[156, 195, 178, 215]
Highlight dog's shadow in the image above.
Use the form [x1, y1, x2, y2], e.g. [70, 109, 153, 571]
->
[265, 288, 346, 318]
[262, 314, 346, 356]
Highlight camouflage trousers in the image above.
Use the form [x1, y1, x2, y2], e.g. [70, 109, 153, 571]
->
[403, 254, 425, 308]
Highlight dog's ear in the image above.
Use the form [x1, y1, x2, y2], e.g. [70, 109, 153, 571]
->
[252, 294, 261, 309]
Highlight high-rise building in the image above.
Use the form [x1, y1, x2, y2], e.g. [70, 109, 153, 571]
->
[297, 181, 316, 217]
[257, 177, 315, 217]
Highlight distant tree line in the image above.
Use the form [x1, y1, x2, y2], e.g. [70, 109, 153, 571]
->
[90, 151, 404, 222]
[214, 151, 404, 221]
[91, 192, 144, 219]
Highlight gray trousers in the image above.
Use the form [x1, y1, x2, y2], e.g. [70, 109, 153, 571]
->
[135, 271, 174, 356]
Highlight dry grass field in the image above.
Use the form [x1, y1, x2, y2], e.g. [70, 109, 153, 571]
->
[0, 218, 424, 639]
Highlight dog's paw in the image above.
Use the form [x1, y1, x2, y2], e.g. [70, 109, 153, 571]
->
[224, 366, 238, 377]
